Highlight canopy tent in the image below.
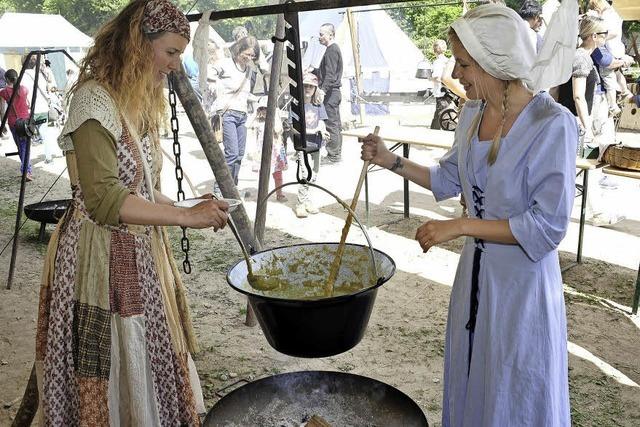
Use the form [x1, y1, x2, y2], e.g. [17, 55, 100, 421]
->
[298, 7, 427, 118]
[614, 0, 640, 21]
[0, 13, 92, 54]
[0, 13, 92, 89]
[299, 7, 426, 93]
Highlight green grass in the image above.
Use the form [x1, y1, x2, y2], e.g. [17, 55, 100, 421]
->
[569, 371, 631, 426]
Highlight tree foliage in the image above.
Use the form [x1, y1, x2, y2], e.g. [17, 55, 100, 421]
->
[385, 1, 463, 61]
[189, 0, 276, 41]
[1, 0, 129, 34]
[0, 0, 277, 39]
[1, 0, 638, 64]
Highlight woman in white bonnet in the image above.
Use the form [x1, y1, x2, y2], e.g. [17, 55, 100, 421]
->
[361, 3, 577, 426]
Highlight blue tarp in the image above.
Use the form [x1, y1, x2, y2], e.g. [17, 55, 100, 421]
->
[350, 74, 390, 116]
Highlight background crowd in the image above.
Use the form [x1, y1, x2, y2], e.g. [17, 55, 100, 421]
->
[430, 0, 638, 227]
[1, 0, 638, 224]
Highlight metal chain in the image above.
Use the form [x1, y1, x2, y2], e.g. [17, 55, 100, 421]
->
[168, 76, 192, 274]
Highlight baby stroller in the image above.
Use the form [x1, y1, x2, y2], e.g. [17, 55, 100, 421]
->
[437, 87, 461, 132]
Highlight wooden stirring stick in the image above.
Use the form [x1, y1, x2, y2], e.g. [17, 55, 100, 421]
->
[325, 126, 380, 296]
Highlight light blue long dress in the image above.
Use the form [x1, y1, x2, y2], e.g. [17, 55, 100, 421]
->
[429, 93, 578, 427]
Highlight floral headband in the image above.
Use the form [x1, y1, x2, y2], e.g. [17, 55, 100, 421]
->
[141, 0, 190, 41]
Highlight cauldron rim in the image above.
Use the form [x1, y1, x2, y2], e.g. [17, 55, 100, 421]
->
[24, 199, 72, 210]
[23, 199, 72, 224]
[205, 370, 428, 426]
[225, 242, 396, 304]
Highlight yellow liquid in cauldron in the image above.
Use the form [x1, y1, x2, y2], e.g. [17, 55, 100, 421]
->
[242, 246, 377, 300]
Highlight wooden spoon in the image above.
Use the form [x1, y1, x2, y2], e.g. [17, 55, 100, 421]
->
[325, 126, 380, 296]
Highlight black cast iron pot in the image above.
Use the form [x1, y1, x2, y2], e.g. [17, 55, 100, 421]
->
[23, 199, 71, 224]
[23, 199, 72, 241]
[227, 242, 395, 358]
[204, 370, 428, 426]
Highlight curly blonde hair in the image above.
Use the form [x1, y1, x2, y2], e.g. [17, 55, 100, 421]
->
[70, 0, 165, 140]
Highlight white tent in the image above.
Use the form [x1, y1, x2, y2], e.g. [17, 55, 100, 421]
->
[300, 7, 427, 93]
[0, 13, 92, 88]
[0, 13, 92, 54]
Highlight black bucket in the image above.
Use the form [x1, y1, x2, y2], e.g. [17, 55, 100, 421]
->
[227, 243, 395, 358]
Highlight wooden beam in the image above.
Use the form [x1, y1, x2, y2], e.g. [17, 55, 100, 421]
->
[11, 363, 38, 427]
[254, 10, 287, 244]
[347, 8, 365, 125]
[186, 0, 421, 22]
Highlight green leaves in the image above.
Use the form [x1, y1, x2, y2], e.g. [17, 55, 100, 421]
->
[385, 1, 463, 61]
[183, 0, 277, 41]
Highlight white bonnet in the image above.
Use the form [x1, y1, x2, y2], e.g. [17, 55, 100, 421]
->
[450, 1, 579, 93]
[450, 4, 535, 82]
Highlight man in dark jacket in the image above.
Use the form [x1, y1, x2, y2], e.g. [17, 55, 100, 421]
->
[314, 23, 343, 164]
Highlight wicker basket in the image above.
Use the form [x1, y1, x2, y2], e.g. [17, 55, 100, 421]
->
[602, 144, 640, 171]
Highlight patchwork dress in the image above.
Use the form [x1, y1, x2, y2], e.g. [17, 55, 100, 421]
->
[429, 93, 577, 426]
[35, 81, 204, 426]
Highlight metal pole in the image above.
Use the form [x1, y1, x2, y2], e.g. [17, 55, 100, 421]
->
[403, 143, 410, 219]
[632, 262, 639, 315]
[577, 170, 588, 264]
[255, 7, 287, 244]
[7, 53, 41, 290]
[1, 49, 77, 134]
[4, 49, 79, 289]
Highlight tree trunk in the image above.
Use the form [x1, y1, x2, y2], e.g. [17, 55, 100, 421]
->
[171, 69, 259, 326]
[11, 363, 38, 427]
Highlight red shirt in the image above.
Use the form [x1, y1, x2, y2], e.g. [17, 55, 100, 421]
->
[0, 85, 29, 128]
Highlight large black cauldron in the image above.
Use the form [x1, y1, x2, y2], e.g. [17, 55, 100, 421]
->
[204, 371, 428, 426]
[227, 243, 395, 358]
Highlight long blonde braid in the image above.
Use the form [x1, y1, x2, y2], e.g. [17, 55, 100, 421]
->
[488, 81, 510, 165]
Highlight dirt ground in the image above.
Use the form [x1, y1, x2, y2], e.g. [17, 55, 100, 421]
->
[0, 121, 639, 426]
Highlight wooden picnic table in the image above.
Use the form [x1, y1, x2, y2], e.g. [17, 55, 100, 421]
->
[343, 126, 640, 314]
[569, 158, 606, 270]
[342, 127, 454, 219]
[602, 165, 640, 315]
[342, 127, 608, 271]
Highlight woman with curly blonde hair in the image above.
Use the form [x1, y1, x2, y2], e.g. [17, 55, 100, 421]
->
[35, 1, 228, 425]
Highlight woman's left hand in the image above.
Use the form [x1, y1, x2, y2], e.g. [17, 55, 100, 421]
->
[415, 219, 462, 253]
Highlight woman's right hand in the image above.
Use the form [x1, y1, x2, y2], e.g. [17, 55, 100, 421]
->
[359, 133, 394, 168]
[180, 200, 229, 231]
